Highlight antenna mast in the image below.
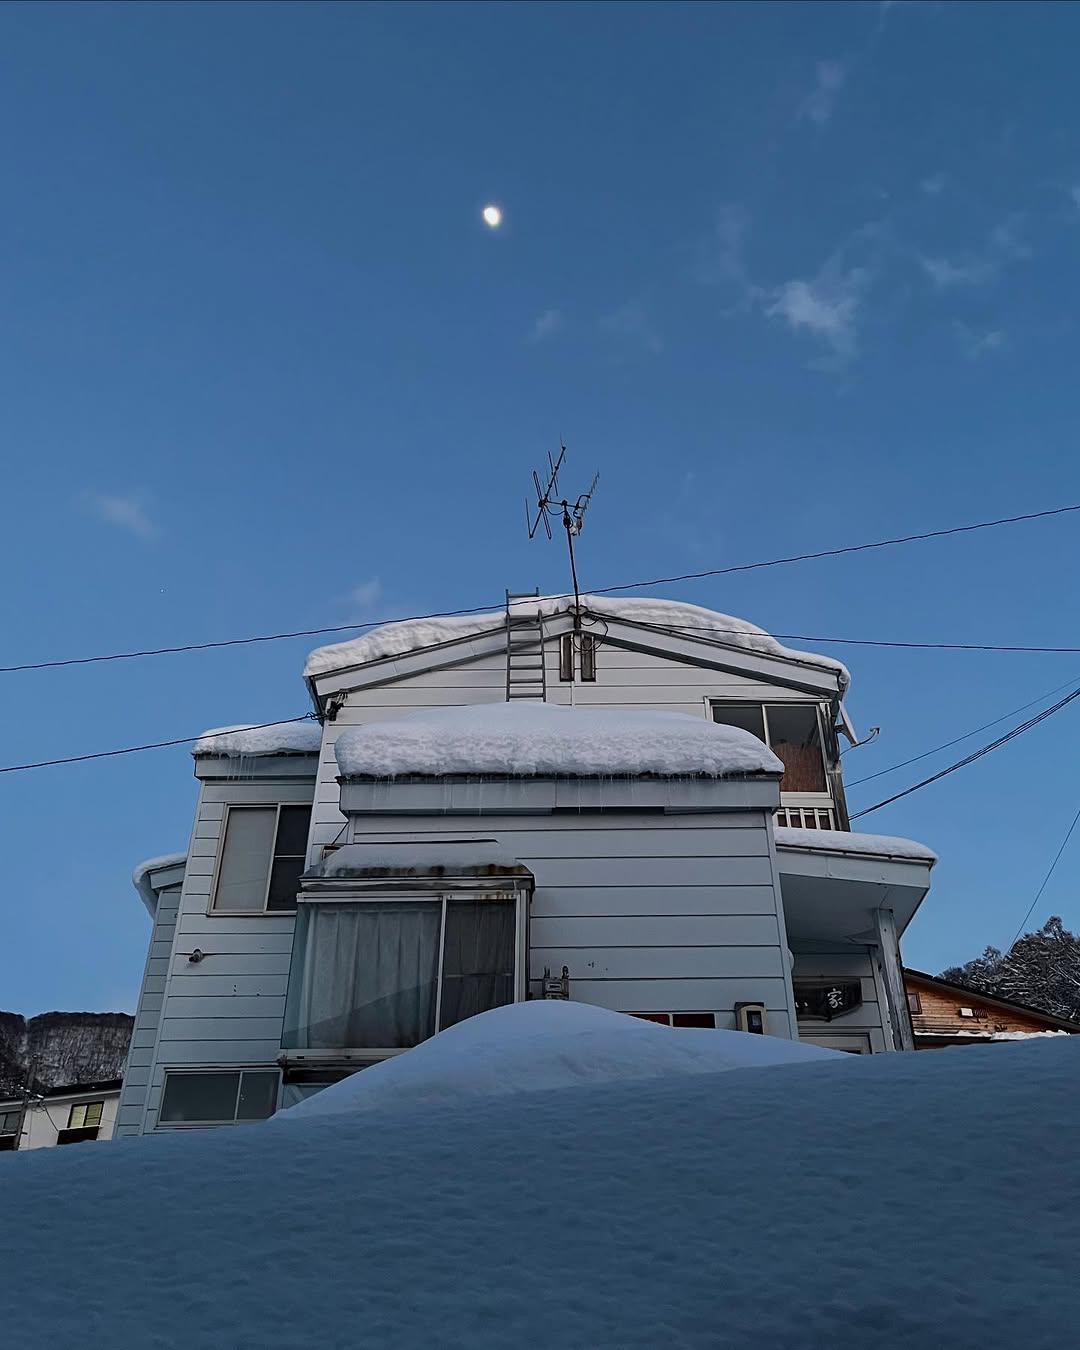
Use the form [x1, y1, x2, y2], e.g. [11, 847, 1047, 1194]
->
[526, 443, 600, 630]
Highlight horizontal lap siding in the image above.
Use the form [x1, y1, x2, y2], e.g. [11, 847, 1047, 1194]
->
[136, 779, 314, 1132]
[349, 811, 796, 1037]
[791, 950, 889, 1053]
[114, 887, 180, 1138]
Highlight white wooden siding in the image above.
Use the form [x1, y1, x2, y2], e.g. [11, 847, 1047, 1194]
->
[114, 885, 181, 1138]
[137, 777, 315, 1132]
[791, 949, 891, 1053]
[347, 812, 797, 1037]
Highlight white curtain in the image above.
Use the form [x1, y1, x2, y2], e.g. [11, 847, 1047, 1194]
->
[439, 899, 515, 1031]
[284, 901, 441, 1049]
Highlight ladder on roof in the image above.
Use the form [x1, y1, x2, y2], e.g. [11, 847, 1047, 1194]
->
[505, 590, 547, 702]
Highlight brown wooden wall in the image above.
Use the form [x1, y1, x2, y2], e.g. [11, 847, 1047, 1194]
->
[905, 974, 1066, 1041]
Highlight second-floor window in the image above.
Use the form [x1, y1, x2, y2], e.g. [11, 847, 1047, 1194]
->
[211, 804, 312, 913]
[67, 1101, 103, 1130]
[710, 702, 828, 794]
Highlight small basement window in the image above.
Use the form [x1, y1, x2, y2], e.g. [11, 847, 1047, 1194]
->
[159, 1070, 280, 1126]
[57, 1126, 100, 1145]
[630, 1012, 717, 1028]
[211, 804, 312, 913]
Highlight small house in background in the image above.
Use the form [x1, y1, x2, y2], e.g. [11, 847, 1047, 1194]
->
[0, 1080, 122, 1151]
[118, 593, 938, 1135]
[903, 969, 1080, 1047]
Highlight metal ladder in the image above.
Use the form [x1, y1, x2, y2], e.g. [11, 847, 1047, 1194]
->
[504, 590, 547, 701]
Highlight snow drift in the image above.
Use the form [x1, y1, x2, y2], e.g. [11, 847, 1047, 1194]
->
[2, 1004, 1078, 1349]
[334, 702, 783, 779]
[276, 1000, 835, 1118]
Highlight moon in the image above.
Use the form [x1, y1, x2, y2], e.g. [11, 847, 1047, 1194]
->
[482, 204, 503, 229]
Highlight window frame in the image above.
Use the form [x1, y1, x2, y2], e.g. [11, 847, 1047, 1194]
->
[283, 888, 529, 1062]
[209, 803, 312, 917]
[156, 1068, 282, 1129]
[708, 699, 835, 812]
[67, 1100, 104, 1130]
[906, 990, 923, 1015]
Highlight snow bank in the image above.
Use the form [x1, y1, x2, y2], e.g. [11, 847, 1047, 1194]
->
[192, 720, 322, 757]
[304, 593, 850, 684]
[4, 1032, 1078, 1348]
[278, 1001, 834, 1119]
[774, 826, 938, 863]
[335, 702, 782, 779]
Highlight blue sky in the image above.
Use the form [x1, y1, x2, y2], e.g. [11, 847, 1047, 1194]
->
[3, 1, 1079, 1013]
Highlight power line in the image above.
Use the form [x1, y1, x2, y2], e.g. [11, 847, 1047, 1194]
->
[0, 715, 316, 776]
[1006, 803, 1080, 950]
[5, 499, 1079, 676]
[849, 685, 1080, 819]
[666, 625, 1080, 654]
[845, 677, 1080, 788]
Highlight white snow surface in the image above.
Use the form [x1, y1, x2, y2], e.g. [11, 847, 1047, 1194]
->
[278, 1001, 835, 1118]
[774, 825, 938, 862]
[192, 720, 322, 757]
[131, 852, 187, 915]
[314, 839, 524, 876]
[4, 1004, 1079, 1349]
[334, 702, 783, 779]
[304, 592, 850, 684]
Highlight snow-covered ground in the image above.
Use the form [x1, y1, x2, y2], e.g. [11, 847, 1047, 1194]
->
[3, 1001, 1078, 1349]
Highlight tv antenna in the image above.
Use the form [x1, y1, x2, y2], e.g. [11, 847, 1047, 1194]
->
[526, 443, 600, 627]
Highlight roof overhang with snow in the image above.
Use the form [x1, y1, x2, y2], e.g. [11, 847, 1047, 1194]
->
[304, 596, 850, 711]
[132, 854, 187, 918]
[301, 841, 534, 894]
[776, 836, 935, 943]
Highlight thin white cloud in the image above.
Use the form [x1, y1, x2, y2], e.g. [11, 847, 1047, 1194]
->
[953, 322, 1006, 360]
[694, 205, 762, 312]
[348, 578, 383, 616]
[921, 172, 948, 196]
[919, 255, 996, 288]
[766, 266, 868, 362]
[530, 308, 563, 342]
[798, 60, 847, 128]
[1071, 185, 1080, 212]
[84, 492, 157, 540]
[598, 300, 663, 354]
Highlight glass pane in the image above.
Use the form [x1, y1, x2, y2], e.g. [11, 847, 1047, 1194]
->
[283, 901, 441, 1050]
[68, 1104, 85, 1128]
[213, 808, 276, 911]
[711, 704, 766, 741]
[160, 1072, 240, 1123]
[632, 1013, 672, 1025]
[766, 704, 827, 792]
[275, 805, 312, 859]
[672, 1013, 715, 1029]
[439, 899, 516, 1031]
[85, 1102, 103, 1126]
[236, 1071, 279, 1120]
[267, 856, 304, 911]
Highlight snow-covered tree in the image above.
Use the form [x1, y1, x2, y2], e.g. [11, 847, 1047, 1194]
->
[941, 917, 1080, 1023]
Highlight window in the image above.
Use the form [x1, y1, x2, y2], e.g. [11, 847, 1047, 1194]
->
[212, 804, 312, 913]
[0, 1109, 20, 1134]
[159, 1070, 280, 1125]
[559, 633, 574, 681]
[57, 1127, 100, 1145]
[67, 1101, 103, 1129]
[711, 702, 828, 794]
[559, 632, 598, 682]
[906, 991, 923, 1015]
[580, 633, 597, 681]
[283, 894, 520, 1052]
[630, 1012, 717, 1029]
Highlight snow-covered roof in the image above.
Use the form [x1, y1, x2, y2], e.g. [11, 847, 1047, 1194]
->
[4, 1000, 1079, 1348]
[192, 720, 322, 758]
[307, 840, 529, 880]
[131, 852, 187, 916]
[304, 593, 850, 685]
[334, 703, 783, 780]
[774, 826, 937, 864]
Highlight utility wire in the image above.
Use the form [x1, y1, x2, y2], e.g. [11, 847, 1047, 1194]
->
[665, 624, 1080, 654]
[1006, 803, 1080, 950]
[4, 500, 1079, 676]
[845, 676, 1080, 788]
[849, 685, 1080, 819]
[0, 715, 316, 776]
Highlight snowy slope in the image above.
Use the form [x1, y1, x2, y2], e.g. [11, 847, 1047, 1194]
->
[3, 1008, 1078, 1350]
[277, 1001, 835, 1117]
[335, 702, 783, 778]
[304, 592, 850, 684]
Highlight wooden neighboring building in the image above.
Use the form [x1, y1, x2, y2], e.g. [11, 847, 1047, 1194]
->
[904, 969, 1080, 1048]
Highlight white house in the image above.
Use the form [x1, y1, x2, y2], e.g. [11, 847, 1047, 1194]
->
[116, 594, 936, 1136]
[0, 1080, 122, 1151]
